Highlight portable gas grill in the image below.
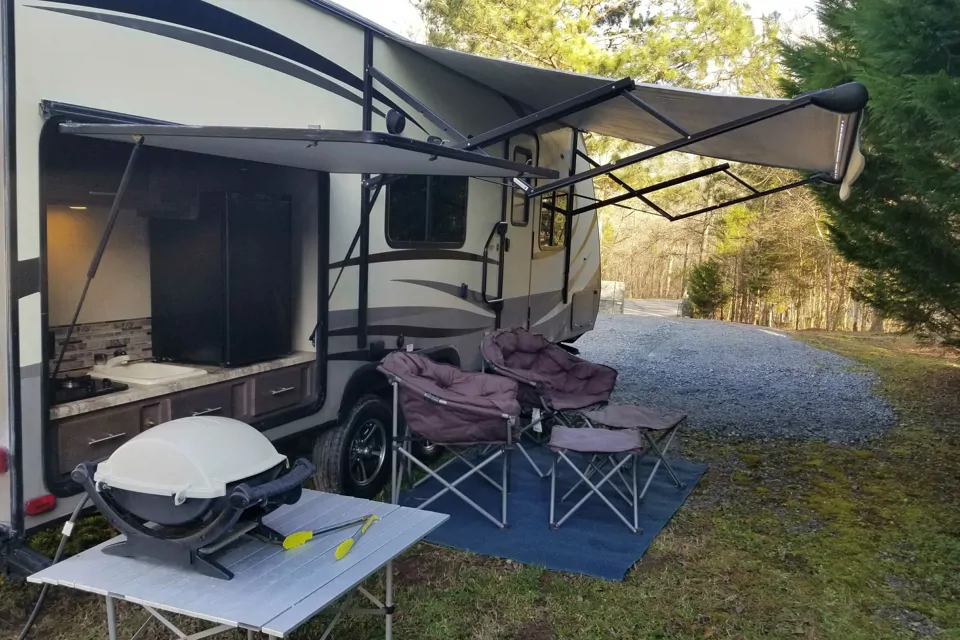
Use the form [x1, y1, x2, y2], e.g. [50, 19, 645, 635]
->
[72, 416, 315, 580]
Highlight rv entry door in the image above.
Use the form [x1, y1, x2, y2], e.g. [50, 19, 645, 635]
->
[499, 138, 538, 329]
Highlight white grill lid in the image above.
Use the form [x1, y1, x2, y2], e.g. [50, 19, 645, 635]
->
[94, 417, 287, 500]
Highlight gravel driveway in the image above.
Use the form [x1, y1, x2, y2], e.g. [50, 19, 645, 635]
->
[575, 300, 896, 443]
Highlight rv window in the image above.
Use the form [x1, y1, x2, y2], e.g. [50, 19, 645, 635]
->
[539, 191, 567, 249]
[386, 175, 468, 248]
[511, 147, 533, 226]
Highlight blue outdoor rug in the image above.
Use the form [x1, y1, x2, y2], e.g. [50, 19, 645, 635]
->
[398, 445, 707, 581]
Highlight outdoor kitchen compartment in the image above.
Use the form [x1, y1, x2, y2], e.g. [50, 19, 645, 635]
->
[150, 191, 293, 367]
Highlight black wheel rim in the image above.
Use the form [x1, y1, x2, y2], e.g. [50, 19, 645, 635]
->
[419, 441, 437, 454]
[349, 418, 386, 487]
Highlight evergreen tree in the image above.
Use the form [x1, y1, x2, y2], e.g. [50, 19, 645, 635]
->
[688, 259, 730, 318]
[780, 0, 960, 345]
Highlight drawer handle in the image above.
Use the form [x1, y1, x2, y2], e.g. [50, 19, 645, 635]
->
[270, 386, 296, 397]
[192, 407, 223, 417]
[88, 433, 126, 446]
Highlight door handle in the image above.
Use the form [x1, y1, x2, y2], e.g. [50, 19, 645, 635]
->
[270, 386, 296, 396]
[88, 432, 126, 446]
[192, 407, 223, 416]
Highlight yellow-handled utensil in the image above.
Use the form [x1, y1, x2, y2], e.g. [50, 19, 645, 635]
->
[334, 515, 379, 560]
[282, 515, 373, 550]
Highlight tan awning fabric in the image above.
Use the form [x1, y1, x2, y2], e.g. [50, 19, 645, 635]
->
[397, 42, 865, 198]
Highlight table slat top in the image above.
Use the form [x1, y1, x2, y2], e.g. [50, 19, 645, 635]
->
[28, 490, 447, 637]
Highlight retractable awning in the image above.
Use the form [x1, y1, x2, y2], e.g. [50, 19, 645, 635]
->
[394, 42, 866, 199]
[57, 123, 558, 179]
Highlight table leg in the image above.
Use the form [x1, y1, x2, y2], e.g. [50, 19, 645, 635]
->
[106, 595, 118, 640]
[385, 559, 394, 640]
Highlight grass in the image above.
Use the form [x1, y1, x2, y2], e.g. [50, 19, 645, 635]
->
[2, 332, 958, 639]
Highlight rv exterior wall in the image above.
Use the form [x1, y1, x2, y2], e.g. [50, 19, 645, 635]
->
[9, 0, 601, 529]
[0, 0, 11, 530]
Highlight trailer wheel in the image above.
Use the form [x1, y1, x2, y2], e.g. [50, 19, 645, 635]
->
[313, 394, 391, 499]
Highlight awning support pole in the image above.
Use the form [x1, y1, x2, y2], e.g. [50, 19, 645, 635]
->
[561, 128, 577, 304]
[722, 168, 759, 194]
[51, 137, 144, 378]
[457, 77, 636, 152]
[530, 94, 816, 198]
[567, 163, 730, 216]
[620, 91, 690, 138]
[358, 28, 374, 350]
[576, 149, 673, 220]
[367, 66, 470, 145]
[669, 173, 828, 220]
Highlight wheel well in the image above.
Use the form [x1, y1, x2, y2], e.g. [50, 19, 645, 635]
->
[336, 345, 461, 423]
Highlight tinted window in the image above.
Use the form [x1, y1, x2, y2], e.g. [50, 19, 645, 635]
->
[387, 176, 468, 247]
[539, 191, 567, 249]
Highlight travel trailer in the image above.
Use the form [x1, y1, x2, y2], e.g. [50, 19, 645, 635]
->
[0, 0, 866, 572]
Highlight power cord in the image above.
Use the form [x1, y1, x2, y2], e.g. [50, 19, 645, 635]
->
[16, 496, 89, 640]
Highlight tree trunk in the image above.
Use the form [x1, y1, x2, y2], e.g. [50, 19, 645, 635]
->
[871, 308, 885, 333]
[824, 252, 833, 331]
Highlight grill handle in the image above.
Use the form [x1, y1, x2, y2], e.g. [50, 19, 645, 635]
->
[229, 458, 315, 509]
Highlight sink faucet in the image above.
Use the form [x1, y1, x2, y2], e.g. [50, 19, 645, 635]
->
[102, 354, 130, 369]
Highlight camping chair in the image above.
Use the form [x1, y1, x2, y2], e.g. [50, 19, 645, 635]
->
[480, 328, 618, 476]
[377, 351, 520, 529]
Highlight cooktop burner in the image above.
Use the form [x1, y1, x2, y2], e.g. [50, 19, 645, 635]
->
[50, 374, 129, 406]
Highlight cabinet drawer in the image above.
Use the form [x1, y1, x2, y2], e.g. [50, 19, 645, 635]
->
[253, 367, 304, 416]
[170, 384, 234, 420]
[57, 406, 141, 475]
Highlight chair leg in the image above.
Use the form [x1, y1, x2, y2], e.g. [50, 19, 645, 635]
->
[552, 452, 638, 533]
[401, 447, 508, 529]
[501, 443, 509, 528]
[632, 450, 640, 533]
[549, 453, 557, 529]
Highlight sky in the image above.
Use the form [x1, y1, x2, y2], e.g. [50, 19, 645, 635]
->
[333, 0, 819, 42]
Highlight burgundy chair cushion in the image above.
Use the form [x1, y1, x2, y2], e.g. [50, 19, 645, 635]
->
[378, 352, 520, 445]
[481, 328, 617, 409]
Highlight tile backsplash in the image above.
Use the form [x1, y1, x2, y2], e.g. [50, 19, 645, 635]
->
[50, 318, 152, 376]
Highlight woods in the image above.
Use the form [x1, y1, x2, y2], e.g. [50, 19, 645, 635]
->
[415, 0, 959, 342]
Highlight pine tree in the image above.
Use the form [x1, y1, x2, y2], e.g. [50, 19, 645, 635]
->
[780, 0, 960, 345]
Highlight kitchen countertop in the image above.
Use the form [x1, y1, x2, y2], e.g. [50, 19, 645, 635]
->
[50, 352, 316, 420]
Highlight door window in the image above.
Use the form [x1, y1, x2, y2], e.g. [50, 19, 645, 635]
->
[511, 147, 533, 226]
[538, 190, 567, 249]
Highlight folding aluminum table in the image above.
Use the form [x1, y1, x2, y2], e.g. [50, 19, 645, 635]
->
[28, 490, 448, 639]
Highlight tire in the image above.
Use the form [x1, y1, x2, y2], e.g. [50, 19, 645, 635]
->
[313, 394, 392, 499]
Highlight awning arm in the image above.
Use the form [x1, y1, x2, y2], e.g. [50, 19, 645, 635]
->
[457, 77, 636, 152]
[574, 149, 830, 221]
[528, 82, 867, 199]
[620, 91, 690, 138]
[368, 65, 471, 146]
[568, 163, 730, 217]
[668, 173, 828, 221]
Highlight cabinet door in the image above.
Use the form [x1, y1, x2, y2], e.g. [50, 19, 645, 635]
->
[170, 384, 234, 420]
[252, 367, 305, 416]
[56, 406, 142, 474]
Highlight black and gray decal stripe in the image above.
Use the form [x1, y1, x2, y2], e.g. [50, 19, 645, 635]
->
[330, 249, 498, 269]
[38, 0, 421, 127]
[329, 324, 489, 338]
[35, 6, 376, 114]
